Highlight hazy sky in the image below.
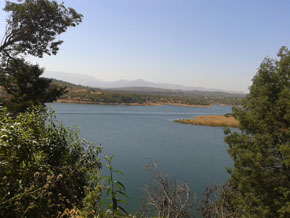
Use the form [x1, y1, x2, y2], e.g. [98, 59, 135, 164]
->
[1, 0, 290, 92]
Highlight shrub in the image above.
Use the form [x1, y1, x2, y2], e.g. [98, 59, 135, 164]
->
[0, 107, 101, 217]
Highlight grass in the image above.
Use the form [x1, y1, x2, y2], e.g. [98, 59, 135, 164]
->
[174, 115, 239, 128]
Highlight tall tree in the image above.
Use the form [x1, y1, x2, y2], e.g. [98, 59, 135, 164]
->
[0, 0, 82, 112]
[225, 46, 290, 218]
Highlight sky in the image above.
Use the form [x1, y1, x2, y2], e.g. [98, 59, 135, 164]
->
[1, 0, 290, 92]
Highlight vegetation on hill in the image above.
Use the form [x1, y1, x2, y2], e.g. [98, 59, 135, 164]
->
[52, 79, 244, 106]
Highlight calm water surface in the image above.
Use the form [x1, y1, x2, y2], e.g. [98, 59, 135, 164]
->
[48, 103, 233, 213]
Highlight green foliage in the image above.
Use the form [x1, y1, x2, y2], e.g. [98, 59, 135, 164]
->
[224, 46, 290, 218]
[103, 155, 129, 217]
[0, 0, 82, 113]
[0, 59, 67, 113]
[1, 0, 82, 58]
[0, 107, 102, 217]
[79, 155, 129, 218]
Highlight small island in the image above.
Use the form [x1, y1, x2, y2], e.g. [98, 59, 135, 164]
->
[174, 115, 239, 128]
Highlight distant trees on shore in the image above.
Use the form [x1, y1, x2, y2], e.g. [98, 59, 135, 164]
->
[52, 79, 243, 106]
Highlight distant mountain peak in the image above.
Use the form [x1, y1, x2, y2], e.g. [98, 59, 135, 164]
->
[42, 71, 245, 94]
[134, 79, 146, 82]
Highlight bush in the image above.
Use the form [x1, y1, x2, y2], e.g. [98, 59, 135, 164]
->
[0, 107, 101, 217]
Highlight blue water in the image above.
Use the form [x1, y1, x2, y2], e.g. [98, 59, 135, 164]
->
[48, 103, 233, 213]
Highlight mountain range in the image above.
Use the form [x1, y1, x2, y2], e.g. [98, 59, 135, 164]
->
[43, 71, 245, 94]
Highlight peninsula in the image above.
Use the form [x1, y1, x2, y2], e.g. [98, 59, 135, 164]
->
[174, 115, 239, 128]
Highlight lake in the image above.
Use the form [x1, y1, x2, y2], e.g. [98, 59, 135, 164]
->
[48, 103, 233, 213]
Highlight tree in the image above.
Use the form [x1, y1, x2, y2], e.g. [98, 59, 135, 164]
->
[0, 107, 102, 217]
[0, 0, 82, 112]
[0, 58, 66, 113]
[224, 46, 290, 217]
[0, 0, 82, 59]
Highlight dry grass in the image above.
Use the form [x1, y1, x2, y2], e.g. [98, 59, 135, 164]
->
[174, 115, 239, 128]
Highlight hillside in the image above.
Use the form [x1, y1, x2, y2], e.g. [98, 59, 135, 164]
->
[52, 79, 244, 106]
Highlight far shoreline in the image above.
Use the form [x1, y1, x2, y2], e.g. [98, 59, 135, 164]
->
[55, 99, 213, 108]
